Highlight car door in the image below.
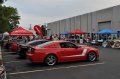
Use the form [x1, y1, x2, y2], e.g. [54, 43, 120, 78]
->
[59, 42, 82, 61]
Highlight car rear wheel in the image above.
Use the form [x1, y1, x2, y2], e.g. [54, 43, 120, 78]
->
[87, 52, 97, 62]
[45, 54, 57, 66]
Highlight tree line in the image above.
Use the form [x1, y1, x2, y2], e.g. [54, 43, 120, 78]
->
[0, 0, 5, 4]
[0, 0, 20, 33]
[0, 0, 47, 36]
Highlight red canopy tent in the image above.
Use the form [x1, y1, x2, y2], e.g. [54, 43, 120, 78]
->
[10, 27, 34, 36]
[69, 29, 87, 34]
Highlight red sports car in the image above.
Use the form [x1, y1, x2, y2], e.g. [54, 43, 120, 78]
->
[27, 41, 99, 66]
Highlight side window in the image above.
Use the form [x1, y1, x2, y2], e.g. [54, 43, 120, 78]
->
[60, 42, 76, 48]
[67, 42, 76, 48]
[30, 41, 41, 46]
[60, 43, 66, 48]
[35, 41, 46, 45]
[44, 44, 55, 48]
[40, 41, 48, 44]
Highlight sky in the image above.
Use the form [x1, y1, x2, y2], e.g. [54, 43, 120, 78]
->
[4, 0, 120, 29]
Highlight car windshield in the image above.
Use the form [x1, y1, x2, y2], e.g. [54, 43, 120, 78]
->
[14, 39, 26, 44]
[19, 41, 26, 44]
[26, 40, 38, 45]
[37, 41, 53, 48]
[25, 40, 42, 45]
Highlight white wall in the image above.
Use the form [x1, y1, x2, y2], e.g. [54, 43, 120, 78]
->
[66, 18, 71, 32]
[81, 14, 88, 32]
[56, 21, 60, 34]
[47, 5, 120, 35]
[70, 17, 75, 31]
[113, 5, 120, 31]
[60, 20, 66, 33]
[75, 15, 81, 30]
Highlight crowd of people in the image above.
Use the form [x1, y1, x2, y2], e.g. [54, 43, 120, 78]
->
[0, 35, 37, 47]
[49, 34, 92, 44]
[49, 34, 59, 41]
[48, 33, 120, 48]
[1, 32, 120, 48]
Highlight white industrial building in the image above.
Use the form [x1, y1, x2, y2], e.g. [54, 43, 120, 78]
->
[47, 5, 120, 36]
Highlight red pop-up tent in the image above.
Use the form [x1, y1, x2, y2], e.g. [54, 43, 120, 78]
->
[10, 27, 34, 36]
[70, 29, 87, 34]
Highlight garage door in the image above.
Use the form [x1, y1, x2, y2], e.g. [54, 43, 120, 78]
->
[98, 21, 111, 31]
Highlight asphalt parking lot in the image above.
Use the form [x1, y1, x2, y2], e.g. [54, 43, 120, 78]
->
[1, 47, 120, 79]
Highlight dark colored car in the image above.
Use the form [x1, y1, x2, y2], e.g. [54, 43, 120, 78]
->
[4, 40, 12, 49]
[17, 40, 49, 58]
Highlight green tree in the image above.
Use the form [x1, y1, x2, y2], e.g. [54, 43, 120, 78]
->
[0, 0, 7, 4]
[0, 0, 4, 4]
[41, 25, 47, 36]
[0, 4, 20, 33]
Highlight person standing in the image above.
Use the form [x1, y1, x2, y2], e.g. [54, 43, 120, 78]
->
[53, 34, 59, 41]
[113, 35, 116, 40]
[50, 35, 53, 40]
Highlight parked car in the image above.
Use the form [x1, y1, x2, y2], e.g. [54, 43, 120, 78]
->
[4, 40, 12, 49]
[9, 39, 26, 52]
[17, 40, 49, 58]
[27, 40, 99, 66]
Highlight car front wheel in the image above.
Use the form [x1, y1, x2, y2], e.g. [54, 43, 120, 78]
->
[45, 54, 57, 66]
[87, 52, 97, 62]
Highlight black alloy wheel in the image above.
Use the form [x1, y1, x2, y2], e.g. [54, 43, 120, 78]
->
[88, 52, 97, 62]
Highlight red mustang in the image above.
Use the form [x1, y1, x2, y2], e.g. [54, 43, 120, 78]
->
[27, 41, 99, 66]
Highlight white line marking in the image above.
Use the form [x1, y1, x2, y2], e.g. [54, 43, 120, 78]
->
[8, 62, 104, 75]
[4, 60, 25, 64]
[3, 52, 15, 53]
[3, 53, 16, 55]
[3, 55, 17, 57]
